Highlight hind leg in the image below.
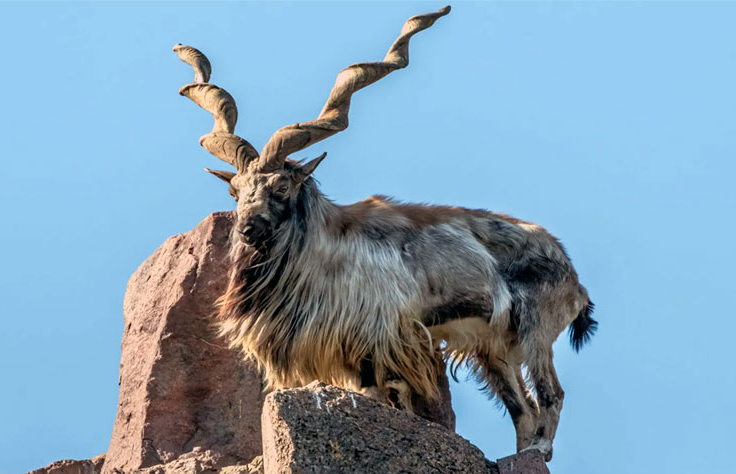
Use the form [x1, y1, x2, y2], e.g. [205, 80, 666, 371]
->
[516, 365, 539, 416]
[477, 355, 537, 452]
[523, 347, 564, 461]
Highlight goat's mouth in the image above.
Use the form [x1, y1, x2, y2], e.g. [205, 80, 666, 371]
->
[238, 228, 273, 252]
[239, 226, 260, 245]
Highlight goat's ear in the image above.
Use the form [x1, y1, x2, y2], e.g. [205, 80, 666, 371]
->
[297, 152, 327, 181]
[205, 168, 236, 183]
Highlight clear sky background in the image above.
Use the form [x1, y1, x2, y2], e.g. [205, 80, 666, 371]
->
[1, 1, 734, 473]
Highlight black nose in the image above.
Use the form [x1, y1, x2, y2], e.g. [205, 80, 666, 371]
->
[239, 215, 269, 246]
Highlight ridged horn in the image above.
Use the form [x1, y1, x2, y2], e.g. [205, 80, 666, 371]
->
[204, 168, 236, 183]
[257, 6, 450, 172]
[173, 43, 211, 83]
[174, 44, 259, 171]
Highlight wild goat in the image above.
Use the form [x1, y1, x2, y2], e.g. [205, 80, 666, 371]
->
[174, 5, 596, 461]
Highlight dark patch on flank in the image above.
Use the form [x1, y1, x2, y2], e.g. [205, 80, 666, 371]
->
[424, 296, 493, 326]
[503, 254, 564, 285]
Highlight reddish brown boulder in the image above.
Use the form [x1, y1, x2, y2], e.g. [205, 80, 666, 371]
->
[133, 449, 263, 474]
[102, 212, 264, 473]
[261, 383, 496, 474]
[28, 455, 105, 474]
[29, 212, 465, 473]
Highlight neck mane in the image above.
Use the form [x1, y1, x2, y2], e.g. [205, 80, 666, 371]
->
[215, 177, 438, 395]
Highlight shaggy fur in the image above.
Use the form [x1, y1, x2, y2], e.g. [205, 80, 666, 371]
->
[177, 6, 596, 460]
[216, 173, 596, 460]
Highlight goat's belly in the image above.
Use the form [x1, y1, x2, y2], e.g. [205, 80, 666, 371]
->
[429, 317, 512, 359]
[429, 317, 493, 346]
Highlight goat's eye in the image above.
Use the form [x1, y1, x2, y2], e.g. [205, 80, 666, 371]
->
[274, 185, 289, 196]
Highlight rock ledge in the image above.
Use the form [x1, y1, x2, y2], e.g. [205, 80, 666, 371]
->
[262, 383, 496, 474]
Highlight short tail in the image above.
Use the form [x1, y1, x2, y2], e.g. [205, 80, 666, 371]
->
[568, 299, 597, 353]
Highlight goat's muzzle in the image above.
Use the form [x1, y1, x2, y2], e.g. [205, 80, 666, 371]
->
[238, 215, 270, 247]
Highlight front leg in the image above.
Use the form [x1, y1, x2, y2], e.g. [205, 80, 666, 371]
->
[385, 378, 414, 412]
[358, 356, 387, 403]
[358, 357, 413, 412]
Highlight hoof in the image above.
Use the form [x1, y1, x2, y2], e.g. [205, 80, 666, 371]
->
[520, 439, 553, 462]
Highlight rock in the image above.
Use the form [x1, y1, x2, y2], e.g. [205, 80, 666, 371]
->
[31, 212, 460, 473]
[28, 454, 105, 474]
[103, 210, 454, 472]
[221, 456, 263, 474]
[133, 449, 262, 474]
[497, 450, 550, 474]
[103, 212, 264, 473]
[261, 383, 496, 474]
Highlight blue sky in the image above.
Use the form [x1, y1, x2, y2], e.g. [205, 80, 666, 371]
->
[1, 2, 734, 473]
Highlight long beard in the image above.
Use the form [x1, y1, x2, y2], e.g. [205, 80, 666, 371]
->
[216, 221, 295, 326]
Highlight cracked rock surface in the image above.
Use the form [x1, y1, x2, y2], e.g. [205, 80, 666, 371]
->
[262, 383, 496, 474]
[28, 455, 105, 474]
[103, 212, 264, 473]
[28, 213, 463, 473]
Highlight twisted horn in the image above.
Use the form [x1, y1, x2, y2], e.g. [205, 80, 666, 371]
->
[174, 44, 259, 171]
[173, 44, 211, 83]
[258, 5, 450, 172]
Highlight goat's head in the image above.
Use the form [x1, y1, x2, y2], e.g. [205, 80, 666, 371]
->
[174, 5, 450, 249]
[225, 157, 324, 249]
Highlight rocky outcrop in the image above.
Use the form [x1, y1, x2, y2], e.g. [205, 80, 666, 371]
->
[261, 383, 494, 474]
[28, 212, 551, 473]
[103, 212, 264, 473]
[29, 455, 105, 474]
[133, 449, 263, 474]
